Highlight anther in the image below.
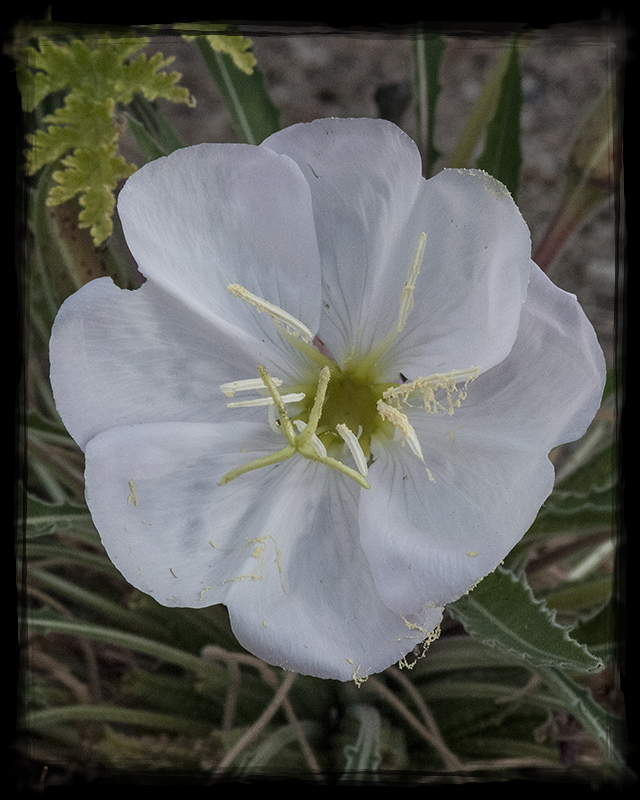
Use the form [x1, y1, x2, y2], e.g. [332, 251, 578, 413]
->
[397, 232, 426, 333]
[227, 284, 314, 343]
[226, 392, 306, 409]
[383, 367, 479, 415]
[351, 232, 427, 382]
[377, 400, 424, 461]
[220, 377, 283, 398]
[336, 423, 369, 476]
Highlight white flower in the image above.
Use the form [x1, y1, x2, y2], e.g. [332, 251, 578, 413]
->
[49, 118, 605, 682]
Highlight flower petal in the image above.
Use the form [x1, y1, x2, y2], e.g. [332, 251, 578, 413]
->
[50, 278, 312, 451]
[262, 118, 425, 361]
[359, 262, 605, 614]
[85, 421, 442, 681]
[377, 168, 532, 379]
[360, 439, 554, 614]
[117, 142, 323, 346]
[454, 262, 606, 450]
[263, 120, 531, 374]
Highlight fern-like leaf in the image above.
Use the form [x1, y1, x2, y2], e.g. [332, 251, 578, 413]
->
[175, 22, 257, 75]
[20, 35, 195, 245]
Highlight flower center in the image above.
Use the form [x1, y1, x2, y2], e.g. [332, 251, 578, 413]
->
[219, 233, 478, 489]
[313, 372, 394, 461]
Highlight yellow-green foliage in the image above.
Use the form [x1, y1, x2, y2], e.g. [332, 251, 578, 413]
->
[175, 23, 257, 75]
[21, 36, 195, 245]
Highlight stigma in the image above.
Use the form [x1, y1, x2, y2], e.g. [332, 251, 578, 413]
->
[218, 233, 478, 488]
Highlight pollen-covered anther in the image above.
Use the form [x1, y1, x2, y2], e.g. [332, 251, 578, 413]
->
[227, 283, 313, 343]
[336, 423, 368, 476]
[383, 367, 480, 415]
[376, 400, 424, 461]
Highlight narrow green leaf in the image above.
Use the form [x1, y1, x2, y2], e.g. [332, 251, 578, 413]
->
[341, 705, 381, 781]
[448, 566, 603, 672]
[531, 441, 617, 536]
[29, 568, 164, 636]
[543, 573, 613, 612]
[241, 721, 319, 773]
[539, 667, 627, 768]
[125, 93, 185, 159]
[29, 704, 212, 737]
[124, 111, 167, 162]
[413, 30, 446, 176]
[20, 493, 92, 536]
[196, 37, 280, 144]
[446, 40, 513, 169]
[25, 543, 109, 573]
[476, 36, 523, 198]
[27, 615, 209, 676]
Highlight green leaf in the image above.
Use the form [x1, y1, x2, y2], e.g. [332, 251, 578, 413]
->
[27, 615, 209, 676]
[19, 35, 194, 244]
[195, 37, 280, 144]
[19, 493, 92, 537]
[413, 30, 446, 176]
[531, 441, 617, 536]
[446, 39, 514, 169]
[476, 36, 523, 198]
[448, 566, 603, 673]
[341, 705, 382, 781]
[29, 704, 212, 737]
[177, 22, 257, 75]
[570, 601, 618, 664]
[539, 667, 627, 768]
[543, 574, 613, 613]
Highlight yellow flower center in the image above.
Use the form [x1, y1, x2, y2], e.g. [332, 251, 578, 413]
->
[219, 233, 478, 489]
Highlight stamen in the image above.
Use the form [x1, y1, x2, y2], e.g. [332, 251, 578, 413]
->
[297, 366, 331, 446]
[220, 377, 283, 398]
[226, 392, 305, 409]
[257, 365, 297, 443]
[351, 232, 427, 382]
[397, 232, 426, 332]
[293, 420, 327, 458]
[336, 423, 369, 476]
[219, 364, 370, 490]
[383, 367, 479, 415]
[376, 400, 424, 461]
[227, 284, 314, 343]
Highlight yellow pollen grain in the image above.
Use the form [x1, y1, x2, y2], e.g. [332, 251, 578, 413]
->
[351, 664, 368, 688]
[467, 550, 480, 557]
[127, 479, 139, 506]
[244, 536, 286, 593]
[377, 400, 424, 461]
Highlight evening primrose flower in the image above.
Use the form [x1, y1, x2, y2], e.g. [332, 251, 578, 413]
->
[49, 118, 605, 682]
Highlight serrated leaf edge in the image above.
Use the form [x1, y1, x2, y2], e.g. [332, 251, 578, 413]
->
[450, 566, 604, 672]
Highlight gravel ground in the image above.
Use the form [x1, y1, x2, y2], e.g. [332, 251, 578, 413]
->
[123, 22, 625, 369]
